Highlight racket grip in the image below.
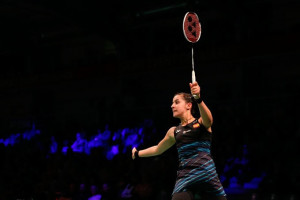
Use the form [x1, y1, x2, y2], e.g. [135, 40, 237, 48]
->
[192, 70, 198, 98]
[192, 70, 196, 83]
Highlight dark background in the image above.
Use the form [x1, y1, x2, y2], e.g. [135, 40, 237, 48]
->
[0, 0, 299, 199]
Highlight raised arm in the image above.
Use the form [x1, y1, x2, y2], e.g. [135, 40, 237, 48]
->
[190, 82, 213, 129]
[132, 126, 176, 159]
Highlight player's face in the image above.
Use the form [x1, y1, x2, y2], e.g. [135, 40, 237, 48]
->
[171, 94, 190, 118]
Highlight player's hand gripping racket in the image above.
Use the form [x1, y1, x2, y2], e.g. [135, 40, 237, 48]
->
[183, 12, 201, 97]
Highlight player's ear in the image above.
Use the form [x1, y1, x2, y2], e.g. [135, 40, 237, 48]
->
[187, 102, 193, 110]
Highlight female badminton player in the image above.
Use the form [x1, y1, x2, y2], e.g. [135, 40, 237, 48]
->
[132, 81, 227, 200]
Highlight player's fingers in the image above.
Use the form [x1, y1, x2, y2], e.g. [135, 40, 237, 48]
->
[132, 148, 136, 159]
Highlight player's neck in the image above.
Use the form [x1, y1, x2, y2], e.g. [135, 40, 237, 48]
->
[181, 116, 195, 126]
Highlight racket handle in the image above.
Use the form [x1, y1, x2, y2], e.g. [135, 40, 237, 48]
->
[192, 70, 196, 83]
[192, 70, 198, 98]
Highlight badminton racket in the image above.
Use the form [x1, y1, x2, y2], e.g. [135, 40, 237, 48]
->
[183, 12, 201, 86]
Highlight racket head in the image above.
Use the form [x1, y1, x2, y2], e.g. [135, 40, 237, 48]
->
[183, 12, 201, 43]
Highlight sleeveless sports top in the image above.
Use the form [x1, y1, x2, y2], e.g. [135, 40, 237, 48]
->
[172, 119, 226, 196]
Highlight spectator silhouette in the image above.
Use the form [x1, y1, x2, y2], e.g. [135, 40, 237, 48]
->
[74, 183, 90, 200]
[88, 184, 102, 200]
[71, 132, 89, 154]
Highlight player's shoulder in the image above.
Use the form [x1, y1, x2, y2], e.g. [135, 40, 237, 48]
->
[167, 126, 176, 135]
[170, 126, 177, 130]
[166, 126, 176, 140]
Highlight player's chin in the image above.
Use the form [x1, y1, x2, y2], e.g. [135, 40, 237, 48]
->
[172, 112, 178, 118]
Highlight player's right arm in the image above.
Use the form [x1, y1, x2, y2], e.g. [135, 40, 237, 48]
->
[132, 126, 176, 159]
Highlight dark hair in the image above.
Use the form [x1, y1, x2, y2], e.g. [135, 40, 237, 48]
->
[174, 92, 200, 118]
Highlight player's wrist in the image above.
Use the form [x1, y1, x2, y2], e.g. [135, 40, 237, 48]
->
[193, 94, 200, 99]
[192, 96, 203, 104]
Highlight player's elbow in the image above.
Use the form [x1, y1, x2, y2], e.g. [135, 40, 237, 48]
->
[157, 150, 164, 156]
[203, 117, 213, 128]
[209, 117, 213, 126]
[155, 147, 164, 156]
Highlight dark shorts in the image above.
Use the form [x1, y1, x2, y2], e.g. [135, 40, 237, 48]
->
[172, 182, 227, 200]
[172, 191, 227, 200]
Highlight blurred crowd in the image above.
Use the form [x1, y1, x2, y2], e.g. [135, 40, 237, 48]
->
[0, 117, 299, 200]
